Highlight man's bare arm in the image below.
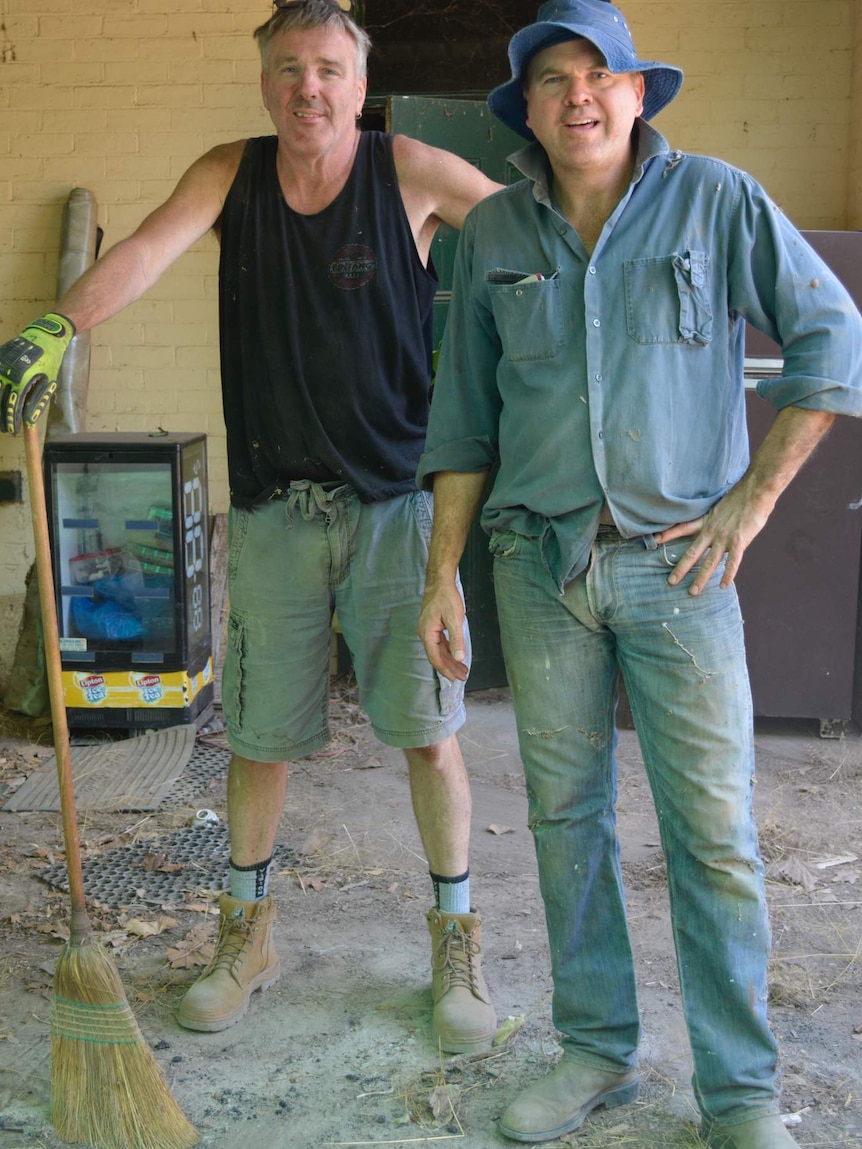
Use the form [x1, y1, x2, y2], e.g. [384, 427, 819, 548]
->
[57, 141, 246, 333]
[392, 135, 503, 262]
[657, 405, 837, 595]
[418, 470, 489, 682]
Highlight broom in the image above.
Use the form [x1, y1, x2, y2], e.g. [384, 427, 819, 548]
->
[23, 422, 199, 1149]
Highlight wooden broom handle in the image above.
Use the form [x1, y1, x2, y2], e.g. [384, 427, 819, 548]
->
[23, 423, 87, 917]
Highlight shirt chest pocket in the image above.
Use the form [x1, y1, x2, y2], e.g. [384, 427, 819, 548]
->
[487, 272, 565, 362]
[624, 250, 713, 346]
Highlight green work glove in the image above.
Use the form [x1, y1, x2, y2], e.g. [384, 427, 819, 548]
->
[0, 312, 76, 434]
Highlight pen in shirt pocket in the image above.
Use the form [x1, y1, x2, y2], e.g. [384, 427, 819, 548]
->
[516, 273, 544, 283]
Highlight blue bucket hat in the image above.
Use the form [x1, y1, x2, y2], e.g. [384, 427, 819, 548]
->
[488, 0, 684, 141]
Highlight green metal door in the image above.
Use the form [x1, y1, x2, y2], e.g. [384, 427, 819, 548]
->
[387, 97, 523, 692]
[387, 96, 522, 343]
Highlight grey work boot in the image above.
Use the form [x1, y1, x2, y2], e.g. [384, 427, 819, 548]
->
[498, 1056, 640, 1143]
[177, 893, 281, 1032]
[426, 908, 496, 1053]
[702, 1115, 800, 1149]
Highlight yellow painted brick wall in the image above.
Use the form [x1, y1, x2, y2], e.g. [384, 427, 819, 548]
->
[0, 0, 857, 606]
[628, 0, 854, 227]
[849, 0, 862, 226]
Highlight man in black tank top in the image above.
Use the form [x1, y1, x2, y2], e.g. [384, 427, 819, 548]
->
[0, 0, 504, 1063]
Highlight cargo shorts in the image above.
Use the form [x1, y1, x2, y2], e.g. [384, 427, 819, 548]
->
[222, 481, 468, 763]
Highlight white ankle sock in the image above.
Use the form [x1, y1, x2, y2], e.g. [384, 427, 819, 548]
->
[431, 870, 471, 914]
[229, 856, 272, 901]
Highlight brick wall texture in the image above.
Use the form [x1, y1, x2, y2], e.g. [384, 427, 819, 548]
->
[0, 0, 859, 595]
[850, 0, 862, 228]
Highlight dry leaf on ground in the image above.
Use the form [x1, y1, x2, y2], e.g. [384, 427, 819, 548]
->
[166, 922, 216, 969]
[768, 856, 819, 892]
[122, 915, 177, 938]
[429, 1083, 460, 1120]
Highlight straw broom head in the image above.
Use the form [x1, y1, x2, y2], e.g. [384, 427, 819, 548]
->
[52, 928, 199, 1149]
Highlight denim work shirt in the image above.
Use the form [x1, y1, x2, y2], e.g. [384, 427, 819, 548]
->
[416, 121, 862, 591]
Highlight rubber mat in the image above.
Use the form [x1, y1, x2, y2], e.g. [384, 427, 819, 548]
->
[38, 821, 299, 906]
[158, 739, 231, 808]
[3, 724, 197, 813]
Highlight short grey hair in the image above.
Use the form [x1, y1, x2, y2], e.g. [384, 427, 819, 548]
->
[255, 0, 372, 77]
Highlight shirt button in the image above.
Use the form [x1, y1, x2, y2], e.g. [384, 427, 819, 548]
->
[595, 373, 603, 382]
[588, 266, 597, 275]
[593, 319, 601, 327]
[597, 430, 604, 439]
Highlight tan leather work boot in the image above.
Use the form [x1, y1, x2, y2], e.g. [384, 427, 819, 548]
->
[498, 1057, 639, 1142]
[427, 908, 496, 1053]
[177, 894, 281, 1032]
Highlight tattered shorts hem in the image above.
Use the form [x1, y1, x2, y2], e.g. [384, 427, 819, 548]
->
[371, 703, 466, 750]
[225, 726, 331, 765]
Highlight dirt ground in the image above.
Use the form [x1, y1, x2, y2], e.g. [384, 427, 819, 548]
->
[0, 683, 861, 1149]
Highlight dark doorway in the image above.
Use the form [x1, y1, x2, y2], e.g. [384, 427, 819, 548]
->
[360, 1, 537, 96]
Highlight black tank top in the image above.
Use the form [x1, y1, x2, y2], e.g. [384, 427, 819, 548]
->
[218, 132, 438, 506]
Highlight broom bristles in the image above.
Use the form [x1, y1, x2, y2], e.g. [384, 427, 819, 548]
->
[52, 936, 199, 1149]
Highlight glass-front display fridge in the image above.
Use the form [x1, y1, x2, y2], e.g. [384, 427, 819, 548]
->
[43, 432, 213, 730]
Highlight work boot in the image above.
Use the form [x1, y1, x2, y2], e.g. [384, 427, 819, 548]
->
[498, 1056, 640, 1143]
[701, 1115, 800, 1148]
[177, 894, 280, 1032]
[426, 908, 496, 1053]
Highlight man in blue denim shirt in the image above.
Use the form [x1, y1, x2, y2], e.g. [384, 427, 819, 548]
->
[416, 1, 862, 1147]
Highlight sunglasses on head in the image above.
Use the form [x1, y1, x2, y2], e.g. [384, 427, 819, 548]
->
[273, 0, 352, 10]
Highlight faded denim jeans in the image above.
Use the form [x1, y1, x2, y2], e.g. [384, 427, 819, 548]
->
[491, 526, 780, 1126]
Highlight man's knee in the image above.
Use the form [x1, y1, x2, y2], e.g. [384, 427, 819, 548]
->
[403, 734, 463, 772]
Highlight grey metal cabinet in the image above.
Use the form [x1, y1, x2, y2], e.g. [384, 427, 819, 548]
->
[739, 231, 862, 729]
[738, 392, 862, 727]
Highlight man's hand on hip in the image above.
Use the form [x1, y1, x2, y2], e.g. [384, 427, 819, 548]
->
[656, 481, 773, 597]
[657, 406, 837, 597]
[0, 313, 76, 434]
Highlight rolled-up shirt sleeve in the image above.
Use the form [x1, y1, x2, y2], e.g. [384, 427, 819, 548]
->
[729, 174, 862, 416]
[416, 211, 504, 489]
